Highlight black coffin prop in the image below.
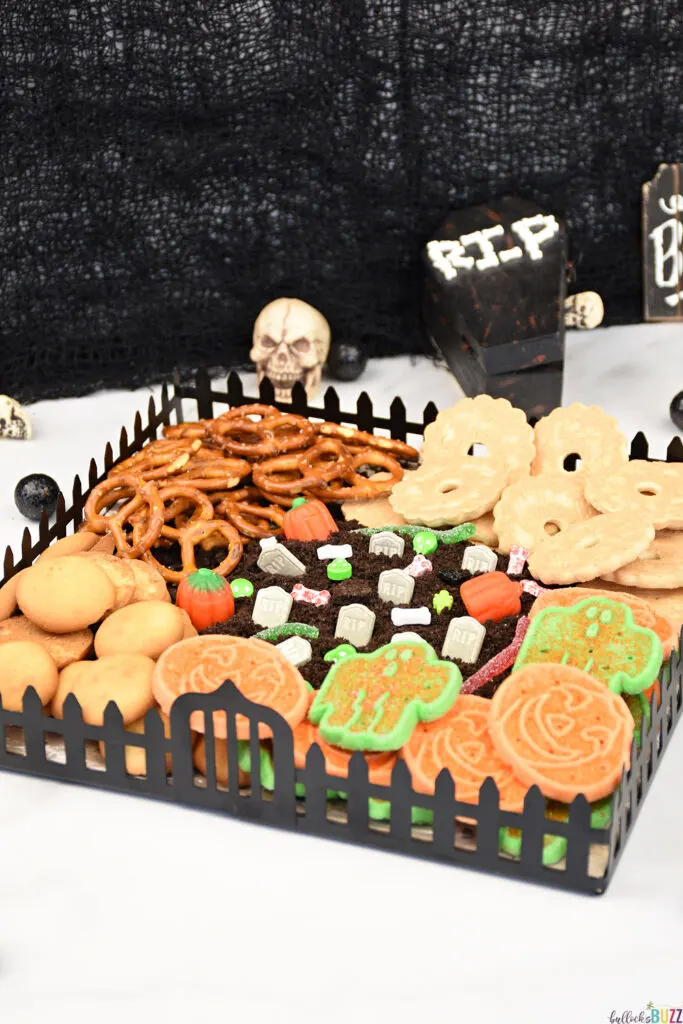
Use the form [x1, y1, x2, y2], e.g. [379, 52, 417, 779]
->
[423, 198, 567, 418]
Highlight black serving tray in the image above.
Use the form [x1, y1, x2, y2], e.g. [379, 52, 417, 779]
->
[1, 370, 681, 895]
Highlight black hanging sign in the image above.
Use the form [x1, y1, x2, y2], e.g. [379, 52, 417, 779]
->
[643, 163, 683, 321]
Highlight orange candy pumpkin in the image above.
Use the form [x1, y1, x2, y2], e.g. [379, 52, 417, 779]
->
[460, 571, 522, 624]
[176, 568, 234, 630]
[283, 497, 338, 542]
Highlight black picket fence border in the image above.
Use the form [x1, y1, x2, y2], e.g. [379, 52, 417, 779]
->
[1, 369, 682, 895]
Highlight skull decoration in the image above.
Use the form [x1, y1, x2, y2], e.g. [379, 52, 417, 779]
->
[251, 298, 331, 402]
[0, 395, 32, 440]
[564, 291, 604, 330]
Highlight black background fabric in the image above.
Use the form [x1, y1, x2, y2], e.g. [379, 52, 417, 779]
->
[1, 1, 682, 403]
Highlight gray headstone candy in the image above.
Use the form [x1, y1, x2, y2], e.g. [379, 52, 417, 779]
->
[257, 542, 306, 577]
[441, 616, 486, 663]
[334, 603, 376, 647]
[275, 636, 313, 668]
[368, 530, 405, 558]
[461, 544, 498, 575]
[252, 586, 293, 628]
[377, 567, 415, 605]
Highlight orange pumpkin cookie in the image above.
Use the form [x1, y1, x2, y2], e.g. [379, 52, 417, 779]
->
[489, 663, 634, 803]
[293, 718, 397, 784]
[402, 694, 529, 812]
[0, 570, 27, 622]
[152, 635, 310, 739]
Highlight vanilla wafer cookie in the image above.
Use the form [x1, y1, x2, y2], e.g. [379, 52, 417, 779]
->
[584, 461, 683, 529]
[531, 403, 628, 478]
[493, 473, 597, 555]
[421, 395, 534, 483]
[528, 512, 655, 585]
[389, 459, 509, 527]
[601, 530, 683, 590]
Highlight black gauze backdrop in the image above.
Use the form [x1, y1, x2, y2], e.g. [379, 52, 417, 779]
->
[1, 1, 682, 403]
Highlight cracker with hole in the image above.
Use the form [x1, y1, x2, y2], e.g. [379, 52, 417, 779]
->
[584, 460, 683, 529]
[389, 459, 509, 527]
[601, 530, 683, 590]
[531, 403, 628, 478]
[528, 512, 655, 585]
[514, 596, 662, 695]
[493, 473, 597, 555]
[421, 395, 535, 483]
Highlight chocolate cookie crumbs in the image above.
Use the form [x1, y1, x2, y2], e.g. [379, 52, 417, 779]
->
[155, 519, 541, 695]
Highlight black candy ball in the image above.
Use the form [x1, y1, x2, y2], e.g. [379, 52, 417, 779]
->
[670, 391, 683, 432]
[327, 340, 368, 382]
[14, 474, 60, 522]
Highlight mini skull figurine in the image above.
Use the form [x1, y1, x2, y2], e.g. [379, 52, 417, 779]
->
[0, 395, 32, 440]
[251, 298, 331, 402]
[564, 291, 604, 330]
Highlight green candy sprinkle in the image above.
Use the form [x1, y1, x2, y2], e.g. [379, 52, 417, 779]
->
[324, 643, 357, 663]
[413, 530, 438, 555]
[327, 557, 352, 581]
[254, 623, 320, 641]
[432, 589, 454, 615]
[231, 577, 254, 599]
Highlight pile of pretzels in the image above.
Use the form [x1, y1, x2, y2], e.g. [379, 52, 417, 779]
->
[82, 405, 419, 581]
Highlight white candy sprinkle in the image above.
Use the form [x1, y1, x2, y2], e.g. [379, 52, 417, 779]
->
[317, 543, 353, 560]
[390, 606, 432, 627]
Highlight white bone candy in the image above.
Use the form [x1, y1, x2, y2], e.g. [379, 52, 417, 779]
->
[391, 606, 431, 627]
[259, 536, 278, 551]
[317, 543, 353, 560]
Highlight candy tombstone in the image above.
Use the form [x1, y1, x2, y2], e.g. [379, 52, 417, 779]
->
[460, 571, 522, 624]
[176, 568, 235, 630]
[283, 497, 338, 542]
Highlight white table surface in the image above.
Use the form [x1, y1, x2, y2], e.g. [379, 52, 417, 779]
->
[1, 322, 682, 1024]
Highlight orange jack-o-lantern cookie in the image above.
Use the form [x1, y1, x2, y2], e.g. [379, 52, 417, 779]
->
[489, 663, 634, 803]
[402, 694, 528, 812]
[153, 634, 309, 739]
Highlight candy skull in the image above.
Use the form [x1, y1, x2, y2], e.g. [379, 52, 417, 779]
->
[0, 395, 32, 440]
[251, 298, 331, 402]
